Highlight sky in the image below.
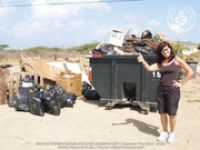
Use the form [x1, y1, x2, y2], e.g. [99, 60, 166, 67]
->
[0, 0, 199, 49]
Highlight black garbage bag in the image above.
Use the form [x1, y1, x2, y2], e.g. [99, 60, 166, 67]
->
[60, 92, 77, 108]
[15, 75, 36, 111]
[91, 43, 116, 55]
[82, 81, 92, 95]
[143, 46, 156, 55]
[141, 30, 152, 39]
[15, 95, 30, 111]
[134, 45, 150, 55]
[52, 84, 77, 108]
[91, 49, 102, 55]
[100, 43, 115, 55]
[84, 89, 101, 100]
[29, 89, 45, 116]
[81, 81, 100, 100]
[19, 75, 36, 89]
[40, 86, 61, 116]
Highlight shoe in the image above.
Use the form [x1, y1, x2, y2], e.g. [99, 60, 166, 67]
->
[168, 132, 175, 143]
[157, 131, 169, 142]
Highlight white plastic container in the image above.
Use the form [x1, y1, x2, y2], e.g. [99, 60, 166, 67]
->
[109, 30, 125, 47]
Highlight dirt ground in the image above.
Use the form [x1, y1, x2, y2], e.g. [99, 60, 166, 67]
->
[0, 76, 200, 150]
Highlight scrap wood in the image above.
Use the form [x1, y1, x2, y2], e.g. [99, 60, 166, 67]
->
[125, 37, 159, 50]
[20, 55, 88, 82]
[0, 68, 10, 104]
[21, 55, 62, 81]
[20, 55, 41, 73]
[0, 68, 10, 89]
[125, 36, 141, 42]
[141, 39, 159, 50]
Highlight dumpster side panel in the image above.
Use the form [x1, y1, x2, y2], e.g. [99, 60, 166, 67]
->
[117, 59, 141, 100]
[90, 59, 111, 100]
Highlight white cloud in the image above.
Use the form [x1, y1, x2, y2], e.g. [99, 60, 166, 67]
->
[124, 14, 137, 20]
[123, 24, 140, 36]
[12, 0, 111, 37]
[85, 1, 111, 12]
[0, 1, 15, 33]
[0, 26, 6, 32]
[69, 20, 86, 29]
[13, 18, 62, 37]
[0, 5, 15, 22]
[31, 0, 81, 20]
[93, 23, 111, 40]
[13, 20, 46, 37]
[147, 20, 160, 27]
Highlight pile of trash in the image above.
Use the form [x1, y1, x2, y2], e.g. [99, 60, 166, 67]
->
[8, 75, 77, 116]
[7, 74, 102, 117]
[91, 30, 162, 55]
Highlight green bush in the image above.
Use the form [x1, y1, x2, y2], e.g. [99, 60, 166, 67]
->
[169, 41, 186, 58]
[73, 42, 100, 52]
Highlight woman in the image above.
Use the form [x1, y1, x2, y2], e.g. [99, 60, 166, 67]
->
[137, 41, 193, 143]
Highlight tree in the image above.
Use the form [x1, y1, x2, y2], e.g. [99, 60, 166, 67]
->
[197, 44, 200, 50]
[0, 44, 9, 50]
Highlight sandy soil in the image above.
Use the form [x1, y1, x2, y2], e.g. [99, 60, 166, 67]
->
[0, 77, 200, 150]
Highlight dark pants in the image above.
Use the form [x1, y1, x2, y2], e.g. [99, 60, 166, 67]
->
[156, 85, 180, 116]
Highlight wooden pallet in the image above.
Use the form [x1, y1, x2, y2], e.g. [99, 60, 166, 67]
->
[8, 72, 43, 100]
[0, 68, 10, 104]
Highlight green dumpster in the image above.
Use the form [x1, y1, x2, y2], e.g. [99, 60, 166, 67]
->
[88, 55, 160, 113]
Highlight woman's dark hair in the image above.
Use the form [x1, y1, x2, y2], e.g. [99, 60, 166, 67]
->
[156, 41, 175, 64]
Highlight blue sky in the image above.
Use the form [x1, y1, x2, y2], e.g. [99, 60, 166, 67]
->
[0, 0, 199, 49]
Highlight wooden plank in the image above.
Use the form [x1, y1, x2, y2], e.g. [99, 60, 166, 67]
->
[21, 55, 61, 81]
[0, 68, 10, 104]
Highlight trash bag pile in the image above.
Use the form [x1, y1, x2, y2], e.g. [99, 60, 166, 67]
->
[91, 30, 161, 56]
[9, 75, 77, 116]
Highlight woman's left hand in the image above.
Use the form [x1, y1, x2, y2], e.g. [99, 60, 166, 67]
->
[172, 80, 182, 88]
